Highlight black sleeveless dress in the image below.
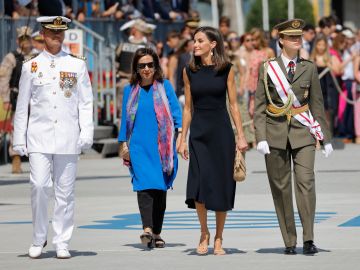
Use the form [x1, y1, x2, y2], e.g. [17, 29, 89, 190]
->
[185, 64, 236, 211]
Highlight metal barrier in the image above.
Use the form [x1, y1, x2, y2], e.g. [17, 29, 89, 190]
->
[71, 20, 117, 127]
[0, 17, 184, 128]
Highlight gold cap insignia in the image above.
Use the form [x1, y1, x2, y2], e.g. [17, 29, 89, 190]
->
[292, 20, 301, 29]
[54, 17, 62, 25]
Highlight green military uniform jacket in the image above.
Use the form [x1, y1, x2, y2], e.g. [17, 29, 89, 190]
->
[254, 56, 331, 150]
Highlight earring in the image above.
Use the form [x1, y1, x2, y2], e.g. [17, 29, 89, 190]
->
[210, 49, 214, 56]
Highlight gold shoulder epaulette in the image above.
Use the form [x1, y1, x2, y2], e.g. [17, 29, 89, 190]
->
[70, 54, 86, 61]
[23, 54, 39, 64]
[263, 57, 276, 64]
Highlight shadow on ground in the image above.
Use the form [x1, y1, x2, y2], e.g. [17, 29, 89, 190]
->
[17, 250, 97, 259]
[183, 248, 246, 255]
[124, 242, 186, 251]
[256, 247, 331, 255]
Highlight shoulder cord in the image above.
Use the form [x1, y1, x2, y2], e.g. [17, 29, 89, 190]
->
[263, 61, 294, 117]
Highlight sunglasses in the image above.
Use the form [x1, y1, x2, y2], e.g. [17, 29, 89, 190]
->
[137, 62, 154, 70]
[228, 37, 240, 42]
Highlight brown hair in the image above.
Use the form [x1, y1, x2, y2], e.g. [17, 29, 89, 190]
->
[332, 33, 346, 52]
[250, 27, 268, 49]
[310, 34, 330, 65]
[129, 47, 164, 85]
[219, 16, 231, 27]
[189, 26, 229, 72]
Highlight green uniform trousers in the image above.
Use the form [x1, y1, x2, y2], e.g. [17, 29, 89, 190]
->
[265, 143, 316, 247]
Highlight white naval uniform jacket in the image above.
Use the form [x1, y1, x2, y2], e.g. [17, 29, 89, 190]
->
[14, 49, 94, 154]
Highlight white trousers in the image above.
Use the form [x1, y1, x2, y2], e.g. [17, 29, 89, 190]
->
[29, 153, 78, 250]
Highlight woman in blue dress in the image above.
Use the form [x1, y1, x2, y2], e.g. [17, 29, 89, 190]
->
[118, 48, 182, 248]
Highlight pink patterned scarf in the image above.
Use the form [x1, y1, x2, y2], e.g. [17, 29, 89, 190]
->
[126, 81, 175, 175]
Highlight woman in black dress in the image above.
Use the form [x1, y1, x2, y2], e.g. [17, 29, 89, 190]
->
[178, 26, 248, 255]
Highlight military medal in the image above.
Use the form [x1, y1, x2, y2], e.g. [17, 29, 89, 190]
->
[31, 62, 38, 73]
[38, 72, 43, 78]
[59, 71, 77, 98]
[64, 89, 72, 98]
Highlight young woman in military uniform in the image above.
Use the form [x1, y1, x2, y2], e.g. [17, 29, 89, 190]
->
[254, 19, 333, 255]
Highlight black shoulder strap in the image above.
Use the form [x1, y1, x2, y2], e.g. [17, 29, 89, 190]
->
[9, 51, 25, 88]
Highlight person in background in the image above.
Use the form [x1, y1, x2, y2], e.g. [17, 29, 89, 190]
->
[353, 50, 360, 144]
[227, 31, 242, 57]
[218, 16, 231, 40]
[13, 16, 93, 259]
[338, 29, 357, 143]
[175, 38, 193, 104]
[310, 35, 337, 134]
[318, 16, 333, 46]
[254, 19, 333, 255]
[329, 32, 354, 137]
[0, 26, 33, 174]
[269, 25, 281, 57]
[247, 28, 273, 141]
[118, 47, 182, 249]
[166, 30, 181, 57]
[156, 41, 169, 77]
[31, 31, 45, 54]
[227, 32, 255, 148]
[302, 24, 316, 55]
[250, 27, 275, 59]
[178, 26, 248, 255]
[115, 18, 156, 116]
[181, 15, 200, 40]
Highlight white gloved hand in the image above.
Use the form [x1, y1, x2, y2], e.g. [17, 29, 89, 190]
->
[257, 140, 270, 155]
[13, 145, 28, 156]
[77, 138, 93, 150]
[322, 143, 333, 158]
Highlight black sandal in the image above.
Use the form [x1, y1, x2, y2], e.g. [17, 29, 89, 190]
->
[154, 237, 165, 248]
[140, 232, 153, 246]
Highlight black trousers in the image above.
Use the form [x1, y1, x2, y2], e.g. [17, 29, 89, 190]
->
[137, 189, 167, 235]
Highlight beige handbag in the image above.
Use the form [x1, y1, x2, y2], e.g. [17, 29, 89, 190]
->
[119, 142, 130, 160]
[233, 148, 246, 182]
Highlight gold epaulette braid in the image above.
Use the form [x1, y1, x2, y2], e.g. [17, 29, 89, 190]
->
[263, 60, 293, 118]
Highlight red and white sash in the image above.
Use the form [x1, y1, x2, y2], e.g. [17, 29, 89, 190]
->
[267, 61, 324, 140]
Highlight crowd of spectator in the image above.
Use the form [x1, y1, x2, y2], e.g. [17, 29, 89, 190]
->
[217, 15, 360, 145]
[3, 2, 360, 144]
[5, 0, 191, 22]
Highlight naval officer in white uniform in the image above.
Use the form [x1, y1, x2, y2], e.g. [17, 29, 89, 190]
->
[13, 16, 94, 259]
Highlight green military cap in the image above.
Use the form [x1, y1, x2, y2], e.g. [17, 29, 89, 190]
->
[36, 16, 71, 31]
[274, 19, 305, 36]
[186, 17, 200, 29]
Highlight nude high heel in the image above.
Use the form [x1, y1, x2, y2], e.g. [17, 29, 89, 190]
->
[196, 231, 210, 255]
[213, 237, 226, 255]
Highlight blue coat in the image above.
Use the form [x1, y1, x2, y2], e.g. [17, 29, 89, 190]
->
[118, 80, 182, 191]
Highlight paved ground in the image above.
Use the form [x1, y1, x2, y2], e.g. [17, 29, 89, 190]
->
[1, 144, 359, 270]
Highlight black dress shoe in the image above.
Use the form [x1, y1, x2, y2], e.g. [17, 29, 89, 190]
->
[284, 246, 297, 255]
[303, 241, 318, 255]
